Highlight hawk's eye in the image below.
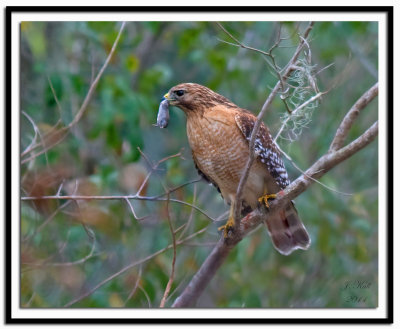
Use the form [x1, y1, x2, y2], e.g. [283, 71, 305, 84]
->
[175, 90, 185, 97]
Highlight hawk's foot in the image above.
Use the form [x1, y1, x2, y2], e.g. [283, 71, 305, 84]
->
[258, 194, 277, 209]
[218, 216, 235, 238]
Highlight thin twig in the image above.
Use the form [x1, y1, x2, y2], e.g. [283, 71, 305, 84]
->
[124, 198, 151, 221]
[181, 242, 218, 247]
[21, 112, 39, 157]
[22, 193, 215, 222]
[47, 75, 64, 121]
[135, 148, 195, 202]
[178, 184, 197, 240]
[138, 284, 152, 308]
[216, 22, 271, 57]
[217, 21, 294, 115]
[275, 143, 353, 196]
[124, 267, 142, 306]
[160, 193, 177, 307]
[23, 231, 97, 268]
[330, 82, 378, 151]
[152, 178, 201, 200]
[21, 111, 50, 167]
[22, 293, 36, 307]
[22, 179, 80, 243]
[345, 37, 378, 79]
[69, 22, 126, 129]
[21, 22, 126, 164]
[63, 225, 209, 307]
[22, 231, 72, 271]
[165, 273, 190, 304]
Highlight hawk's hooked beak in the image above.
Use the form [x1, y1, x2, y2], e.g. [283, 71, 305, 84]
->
[162, 92, 178, 105]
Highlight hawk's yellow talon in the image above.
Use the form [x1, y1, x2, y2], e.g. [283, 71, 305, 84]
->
[218, 216, 235, 238]
[258, 194, 277, 208]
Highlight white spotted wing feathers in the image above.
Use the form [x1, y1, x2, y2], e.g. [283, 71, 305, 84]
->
[235, 113, 290, 189]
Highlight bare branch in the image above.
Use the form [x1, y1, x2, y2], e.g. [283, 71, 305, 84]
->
[330, 82, 378, 151]
[63, 225, 209, 307]
[138, 284, 152, 308]
[22, 193, 216, 222]
[217, 22, 315, 119]
[153, 178, 201, 200]
[22, 179, 82, 243]
[216, 22, 271, 57]
[21, 111, 50, 167]
[345, 37, 378, 79]
[124, 198, 151, 221]
[21, 22, 126, 164]
[124, 267, 142, 306]
[22, 149, 209, 222]
[23, 201, 71, 242]
[22, 221, 97, 270]
[276, 143, 353, 196]
[24, 231, 97, 268]
[22, 293, 36, 308]
[160, 194, 177, 307]
[22, 151, 209, 222]
[47, 75, 64, 121]
[69, 22, 126, 129]
[178, 184, 197, 240]
[21, 129, 69, 164]
[137, 148, 186, 196]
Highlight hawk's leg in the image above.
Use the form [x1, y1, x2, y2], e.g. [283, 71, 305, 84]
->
[218, 202, 236, 238]
[258, 194, 277, 209]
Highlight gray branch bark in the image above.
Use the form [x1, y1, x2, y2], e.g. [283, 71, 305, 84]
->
[329, 82, 378, 151]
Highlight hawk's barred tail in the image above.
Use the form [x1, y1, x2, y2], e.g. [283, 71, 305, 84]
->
[264, 202, 310, 255]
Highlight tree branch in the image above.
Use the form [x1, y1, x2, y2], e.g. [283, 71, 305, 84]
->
[160, 194, 177, 307]
[21, 21, 126, 165]
[329, 82, 378, 152]
[21, 193, 216, 223]
[216, 22, 272, 57]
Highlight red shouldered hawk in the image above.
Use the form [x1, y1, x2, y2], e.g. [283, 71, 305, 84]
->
[159, 83, 310, 255]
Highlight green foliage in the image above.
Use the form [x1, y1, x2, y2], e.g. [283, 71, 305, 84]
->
[20, 21, 378, 308]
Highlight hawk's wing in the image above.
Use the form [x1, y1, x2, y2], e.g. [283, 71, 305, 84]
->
[234, 111, 289, 189]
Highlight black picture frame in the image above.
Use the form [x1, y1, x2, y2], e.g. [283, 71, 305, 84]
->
[5, 5, 393, 324]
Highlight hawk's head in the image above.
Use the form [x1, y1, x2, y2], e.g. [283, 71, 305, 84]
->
[163, 83, 236, 113]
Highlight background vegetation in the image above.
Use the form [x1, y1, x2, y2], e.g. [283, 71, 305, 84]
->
[20, 21, 378, 308]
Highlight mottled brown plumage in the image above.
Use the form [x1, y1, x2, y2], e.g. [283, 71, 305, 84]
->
[162, 83, 310, 255]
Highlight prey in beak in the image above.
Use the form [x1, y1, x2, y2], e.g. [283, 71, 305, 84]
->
[156, 95, 170, 128]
